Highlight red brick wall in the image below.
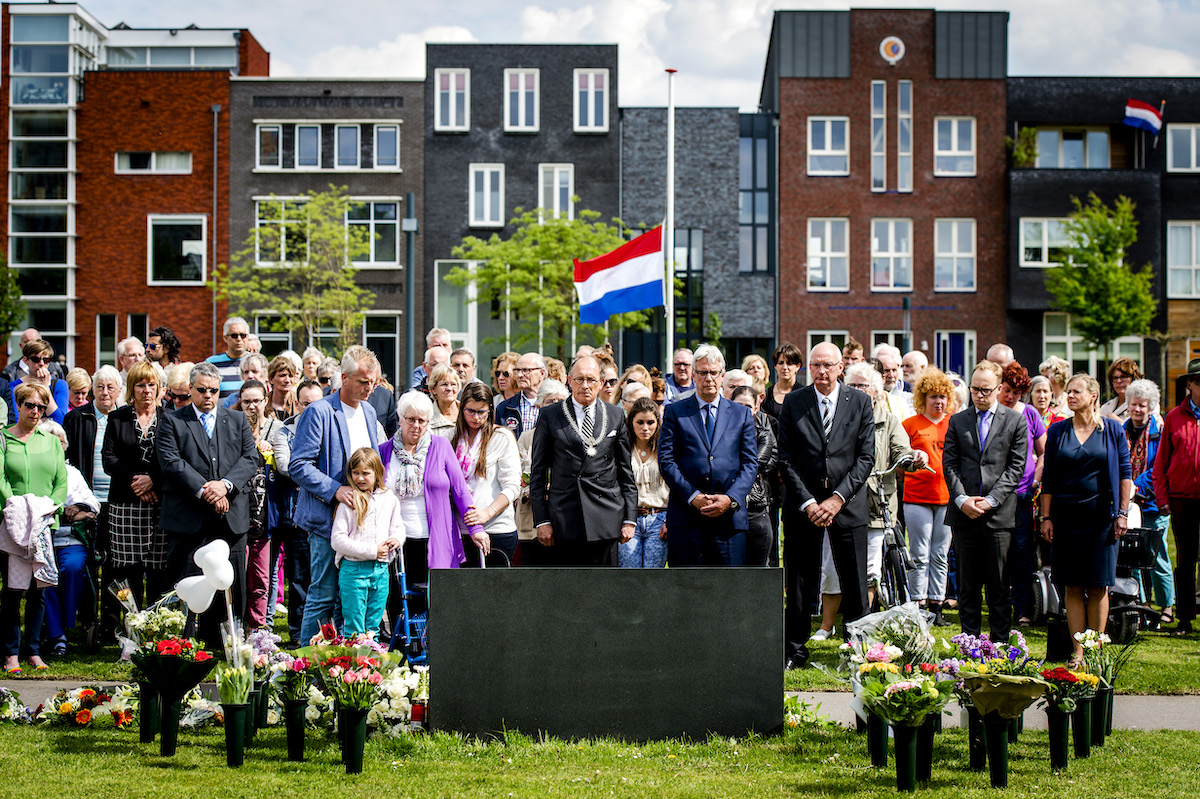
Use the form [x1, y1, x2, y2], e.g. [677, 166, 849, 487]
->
[777, 9, 1007, 361]
[238, 29, 270, 77]
[75, 70, 233, 369]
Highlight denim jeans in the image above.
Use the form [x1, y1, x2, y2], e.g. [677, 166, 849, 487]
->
[338, 558, 390, 637]
[619, 511, 667, 568]
[299, 533, 342, 643]
[905, 503, 952, 602]
[1138, 512, 1175, 608]
[43, 544, 90, 642]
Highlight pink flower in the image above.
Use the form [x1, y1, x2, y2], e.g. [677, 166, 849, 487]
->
[291, 657, 310, 672]
[865, 643, 890, 662]
[343, 671, 361, 684]
[367, 671, 383, 685]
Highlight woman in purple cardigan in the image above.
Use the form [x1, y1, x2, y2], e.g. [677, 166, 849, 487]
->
[381, 391, 489, 616]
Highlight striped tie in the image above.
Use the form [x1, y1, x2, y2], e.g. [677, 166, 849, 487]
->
[822, 397, 833, 438]
[581, 405, 593, 440]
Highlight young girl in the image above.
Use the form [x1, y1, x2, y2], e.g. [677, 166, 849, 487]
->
[619, 397, 668, 568]
[331, 447, 405, 637]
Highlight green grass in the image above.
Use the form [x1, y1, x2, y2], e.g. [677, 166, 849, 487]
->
[0, 719, 1196, 797]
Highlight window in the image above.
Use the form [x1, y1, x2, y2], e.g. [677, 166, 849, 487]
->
[255, 200, 308, 264]
[1168, 125, 1200, 172]
[11, 110, 68, 136]
[364, 315, 401, 386]
[469, 164, 504, 227]
[128, 313, 148, 343]
[335, 125, 359, 169]
[11, 172, 67, 200]
[12, 76, 69, 105]
[872, 331, 906, 351]
[1043, 312, 1142, 376]
[435, 68, 470, 132]
[934, 117, 975, 176]
[808, 117, 849, 175]
[1036, 128, 1109, 169]
[807, 219, 848, 291]
[934, 219, 976, 291]
[374, 125, 399, 169]
[96, 314, 117, 369]
[434, 260, 476, 356]
[807, 330, 850, 357]
[258, 125, 281, 168]
[897, 81, 913, 192]
[347, 202, 399, 266]
[1168, 221, 1200, 297]
[12, 15, 69, 42]
[574, 69, 608, 133]
[674, 229, 704, 345]
[739, 115, 772, 273]
[871, 82, 886, 191]
[538, 164, 574, 221]
[13, 140, 67, 168]
[147, 215, 206, 285]
[254, 315, 293, 357]
[11, 45, 69, 73]
[935, 330, 976, 378]
[505, 69, 539, 132]
[295, 125, 320, 168]
[1020, 218, 1069, 267]
[115, 151, 191, 174]
[871, 219, 912, 291]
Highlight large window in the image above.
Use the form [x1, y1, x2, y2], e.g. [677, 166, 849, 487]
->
[807, 218, 848, 291]
[807, 330, 850, 358]
[335, 125, 359, 169]
[364, 315, 401, 386]
[897, 81, 913, 193]
[538, 164, 574, 221]
[469, 164, 504, 227]
[505, 69, 539, 132]
[295, 124, 320, 168]
[574, 69, 608, 133]
[436, 68, 470, 132]
[255, 200, 308, 264]
[1168, 221, 1200, 297]
[673, 229, 704, 346]
[871, 82, 886, 192]
[96, 314, 117, 369]
[115, 151, 191, 174]
[1020, 218, 1069, 267]
[808, 117, 849, 175]
[1043, 312, 1142, 376]
[147, 215, 205, 285]
[739, 114, 772, 274]
[374, 125, 399, 169]
[347, 202, 399, 266]
[1168, 125, 1200, 172]
[934, 117, 975, 176]
[871, 219, 912, 291]
[258, 125, 281, 168]
[1036, 128, 1109, 169]
[934, 219, 976, 291]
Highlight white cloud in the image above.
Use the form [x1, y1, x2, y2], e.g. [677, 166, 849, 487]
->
[297, 25, 477, 79]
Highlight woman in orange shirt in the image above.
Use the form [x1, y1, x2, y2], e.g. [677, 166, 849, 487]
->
[902, 368, 956, 626]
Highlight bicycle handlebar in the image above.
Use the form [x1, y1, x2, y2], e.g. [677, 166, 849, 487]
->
[871, 455, 936, 479]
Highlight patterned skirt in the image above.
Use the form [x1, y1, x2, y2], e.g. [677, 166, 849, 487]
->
[107, 501, 167, 569]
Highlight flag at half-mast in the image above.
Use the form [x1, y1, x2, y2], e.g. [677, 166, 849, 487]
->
[1123, 98, 1164, 134]
[573, 226, 665, 325]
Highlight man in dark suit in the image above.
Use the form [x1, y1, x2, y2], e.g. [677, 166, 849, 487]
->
[530, 354, 637, 566]
[157, 361, 258, 645]
[943, 359, 1028, 641]
[777, 342, 875, 669]
[659, 344, 758, 565]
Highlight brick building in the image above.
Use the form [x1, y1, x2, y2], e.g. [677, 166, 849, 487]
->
[760, 9, 1008, 378]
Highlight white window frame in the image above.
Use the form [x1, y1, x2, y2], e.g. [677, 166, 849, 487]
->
[257, 124, 281, 169]
[468, 163, 504, 228]
[254, 198, 309, 265]
[807, 330, 850, 357]
[435, 68, 470, 132]
[1019, 217, 1070, 268]
[334, 124, 360, 170]
[433, 259, 479, 357]
[871, 81, 886, 192]
[872, 330, 906, 351]
[870, 218, 912, 292]
[1168, 220, 1200, 298]
[573, 69, 608, 133]
[504, 68, 539, 133]
[806, 218, 849, 292]
[934, 116, 976, 177]
[897, 80, 913, 193]
[347, 199, 401, 268]
[254, 314, 293, 353]
[807, 116, 850, 176]
[1043, 312, 1143, 374]
[114, 151, 192, 174]
[373, 124, 400, 169]
[95, 313, 117, 370]
[146, 214, 206, 287]
[934, 218, 977, 292]
[538, 163, 574, 221]
[295, 124, 321, 168]
[363, 312, 402, 386]
[1167, 124, 1200, 173]
[1035, 127, 1110, 169]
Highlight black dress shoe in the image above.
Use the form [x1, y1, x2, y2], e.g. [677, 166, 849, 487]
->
[932, 611, 951, 627]
[1172, 621, 1193, 637]
[785, 649, 810, 670]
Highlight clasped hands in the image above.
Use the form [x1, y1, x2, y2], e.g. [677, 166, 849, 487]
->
[690, 493, 732, 518]
[805, 495, 844, 527]
[201, 479, 229, 515]
[960, 496, 990, 520]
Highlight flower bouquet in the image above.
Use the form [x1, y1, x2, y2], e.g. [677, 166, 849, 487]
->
[1039, 667, 1099, 771]
[179, 688, 225, 730]
[35, 686, 134, 729]
[130, 637, 215, 756]
[271, 654, 313, 761]
[1077, 628, 1138, 744]
[0, 687, 32, 725]
[109, 582, 187, 661]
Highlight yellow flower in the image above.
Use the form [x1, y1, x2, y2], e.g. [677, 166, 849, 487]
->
[58, 702, 73, 715]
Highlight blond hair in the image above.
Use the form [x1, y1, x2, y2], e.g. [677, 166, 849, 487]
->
[346, 447, 386, 527]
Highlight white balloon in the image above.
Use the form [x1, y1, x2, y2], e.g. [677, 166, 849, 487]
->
[176, 575, 216, 614]
[193, 539, 230, 571]
[199, 549, 228, 576]
[206, 560, 235, 591]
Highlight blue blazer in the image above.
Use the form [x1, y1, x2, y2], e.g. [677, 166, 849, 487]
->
[289, 393, 380, 537]
[658, 394, 759, 531]
[1043, 416, 1131, 521]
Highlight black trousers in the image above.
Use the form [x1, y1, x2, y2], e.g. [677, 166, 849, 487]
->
[546, 537, 618, 566]
[1171, 498, 1200, 622]
[783, 510, 868, 657]
[166, 524, 247, 652]
[746, 509, 774, 567]
[952, 523, 1012, 640]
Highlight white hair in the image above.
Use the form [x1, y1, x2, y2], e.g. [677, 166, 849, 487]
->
[622, 382, 651, 403]
[425, 327, 451, 347]
[278, 349, 303, 373]
[871, 343, 901, 361]
[223, 316, 249, 336]
[844, 362, 883, 397]
[301, 346, 323, 363]
[396, 389, 433, 420]
[341, 345, 379, 377]
[424, 346, 449, 366]
[117, 336, 142, 357]
[723, 369, 752, 392]
[536, 378, 568, 406]
[691, 343, 725, 371]
[1126, 378, 1160, 410]
[239, 353, 268, 377]
[92, 365, 121, 387]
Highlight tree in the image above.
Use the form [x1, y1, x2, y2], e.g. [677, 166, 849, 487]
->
[1044, 193, 1158, 365]
[0, 259, 26, 342]
[447, 205, 656, 361]
[213, 185, 375, 354]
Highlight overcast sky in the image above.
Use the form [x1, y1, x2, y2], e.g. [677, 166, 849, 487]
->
[77, 0, 1200, 110]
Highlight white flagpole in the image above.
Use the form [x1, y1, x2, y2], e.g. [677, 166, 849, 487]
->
[665, 68, 677, 365]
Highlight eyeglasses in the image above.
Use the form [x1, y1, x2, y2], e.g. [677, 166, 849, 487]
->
[462, 407, 489, 417]
[808, 362, 841, 372]
[146, 342, 161, 351]
[846, 382, 871, 391]
[194, 386, 220, 396]
[512, 367, 541, 374]
[1111, 373, 1131, 381]
[402, 416, 429, 427]
[695, 369, 722, 378]
[318, 376, 331, 385]
[226, 332, 249, 339]
[435, 381, 459, 390]
[26, 355, 49, 364]
[22, 401, 47, 413]
[970, 386, 997, 396]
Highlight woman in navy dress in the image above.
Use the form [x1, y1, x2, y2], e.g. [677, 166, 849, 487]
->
[1038, 373, 1132, 667]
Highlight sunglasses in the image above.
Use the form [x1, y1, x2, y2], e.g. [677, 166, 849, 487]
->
[167, 391, 190, 402]
[226, 332, 249, 339]
[318, 376, 331, 385]
[146, 341, 161, 350]
[194, 387, 220, 395]
[26, 355, 49, 364]
[22, 401, 47, 412]
[495, 370, 510, 379]
[603, 378, 618, 387]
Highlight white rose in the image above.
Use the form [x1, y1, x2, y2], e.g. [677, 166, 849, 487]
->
[305, 706, 320, 722]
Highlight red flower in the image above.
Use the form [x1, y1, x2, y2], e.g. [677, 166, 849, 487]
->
[156, 640, 183, 656]
[75, 709, 92, 725]
[180, 639, 193, 650]
[196, 651, 212, 662]
[903, 664, 913, 674]
[320, 623, 338, 641]
[919, 662, 936, 674]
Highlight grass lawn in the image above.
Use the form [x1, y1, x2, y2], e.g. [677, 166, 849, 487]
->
[0, 717, 1197, 797]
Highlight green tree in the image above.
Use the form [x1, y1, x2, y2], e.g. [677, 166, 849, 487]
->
[0, 260, 26, 342]
[1044, 193, 1158, 364]
[213, 185, 375, 353]
[447, 205, 656, 361]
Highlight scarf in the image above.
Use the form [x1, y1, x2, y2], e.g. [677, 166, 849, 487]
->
[391, 432, 431, 499]
[1127, 422, 1150, 479]
[454, 430, 483, 483]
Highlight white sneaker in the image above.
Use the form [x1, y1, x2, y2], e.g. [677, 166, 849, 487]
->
[275, 603, 287, 616]
[811, 626, 835, 642]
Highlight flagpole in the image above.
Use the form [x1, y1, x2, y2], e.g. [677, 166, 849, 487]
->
[665, 68, 677, 365]
[1154, 100, 1166, 149]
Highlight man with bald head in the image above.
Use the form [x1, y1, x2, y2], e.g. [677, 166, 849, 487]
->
[986, 343, 1015, 368]
[777, 342, 876, 669]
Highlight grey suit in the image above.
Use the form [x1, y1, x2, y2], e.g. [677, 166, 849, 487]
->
[942, 403, 1028, 639]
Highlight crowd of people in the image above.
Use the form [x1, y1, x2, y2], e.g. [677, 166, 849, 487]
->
[0, 318, 1197, 673]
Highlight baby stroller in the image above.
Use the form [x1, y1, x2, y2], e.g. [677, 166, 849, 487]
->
[1108, 505, 1162, 642]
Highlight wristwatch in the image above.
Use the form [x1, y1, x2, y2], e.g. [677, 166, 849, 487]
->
[729, 499, 740, 511]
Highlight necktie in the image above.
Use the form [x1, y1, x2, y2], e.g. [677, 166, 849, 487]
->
[581, 405, 593, 440]
[704, 404, 716, 443]
[201, 411, 214, 439]
[977, 409, 991, 449]
[822, 396, 833, 438]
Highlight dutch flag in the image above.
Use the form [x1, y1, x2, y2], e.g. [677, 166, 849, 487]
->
[573, 226, 666, 325]
[1124, 98, 1163, 134]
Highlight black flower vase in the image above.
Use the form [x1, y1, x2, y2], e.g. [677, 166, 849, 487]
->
[966, 706, 987, 771]
[1091, 686, 1111, 748]
[1072, 697, 1092, 758]
[917, 713, 937, 783]
[1105, 686, 1115, 736]
[892, 723, 919, 792]
[138, 682, 160, 744]
[221, 703, 250, 767]
[158, 698, 183, 757]
[255, 681, 271, 730]
[982, 711, 1010, 789]
[244, 688, 259, 742]
[1008, 715, 1020, 743]
[339, 706, 369, 775]
[283, 698, 307, 762]
[867, 711, 888, 768]
[1045, 707, 1070, 772]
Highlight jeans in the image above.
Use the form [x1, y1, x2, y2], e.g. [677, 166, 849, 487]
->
[905, 503, 952, 602]
[338, 558, 389, 637]
[619, 511, 667, 568]
[1138, 512, 1175, 608]
[0, 584, 44, 658]
[746, 510, 774, 567]
[299, 533, 342, 643]
[265, 535, 285, 613]
[43, 544, 91, 642]
[279, 525, 310, 641]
